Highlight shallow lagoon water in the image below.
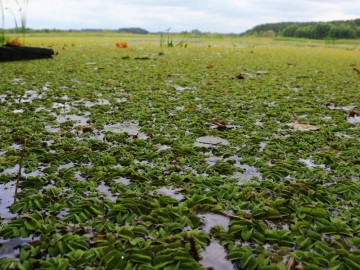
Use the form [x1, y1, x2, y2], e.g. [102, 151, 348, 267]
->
[113, 177, 131, 186]
[18, 90, 46, 104]
[12, 109, 24, 114]
[0, 236, 39, 259]
[0, 181, 18, 220]
[194, 136, 229, 148]
[1, 36, 359, 269]
[225, 155, 262, 184]
[57, 114, 89, 125]
[104, 121, 148, 139]
[152, 186, 184, 201]
[0, 164, 45, 178]
[199, 240, 234, 270]
[347, 115, 360, 124]
[58, 162, 75, 170]
[198, 213, 230, 233]
[97, 182, 117, 202]
[299, 158, 326, 169]
[82, 99, 111, 107]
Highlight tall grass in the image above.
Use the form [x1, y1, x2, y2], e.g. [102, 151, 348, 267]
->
[0, 0, 29, 45]
[0, 0, 5, 45]
[15, 0, 29, 45]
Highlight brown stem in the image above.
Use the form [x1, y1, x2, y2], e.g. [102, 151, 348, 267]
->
[13, 139, 27, 203]
[286, 256, 295, 270]
[188, 236, 201, 262]
[218, 211, 255, 224]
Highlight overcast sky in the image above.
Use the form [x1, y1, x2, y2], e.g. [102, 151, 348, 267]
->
[3, 0, 360, 33]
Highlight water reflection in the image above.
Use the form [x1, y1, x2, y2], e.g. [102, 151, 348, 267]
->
[199, 240, 234, 270]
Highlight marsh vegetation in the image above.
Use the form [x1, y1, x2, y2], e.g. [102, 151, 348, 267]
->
[0, 33, 359, 269]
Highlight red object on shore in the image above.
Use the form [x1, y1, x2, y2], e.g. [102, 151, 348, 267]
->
[116, 42, 128, 48]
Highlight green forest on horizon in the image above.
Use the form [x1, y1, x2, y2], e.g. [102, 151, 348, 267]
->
[242, 18, 360, 39]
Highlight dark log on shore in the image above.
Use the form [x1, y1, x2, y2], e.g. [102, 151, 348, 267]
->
[0, 45, 54, 62]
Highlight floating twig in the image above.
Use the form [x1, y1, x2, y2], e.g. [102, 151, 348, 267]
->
[187, 236, 202, 262]
[286, 256, 295, 270]
[218, 211, 255, 224]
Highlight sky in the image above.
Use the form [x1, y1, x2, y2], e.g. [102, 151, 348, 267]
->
[2, 0, 360, 33]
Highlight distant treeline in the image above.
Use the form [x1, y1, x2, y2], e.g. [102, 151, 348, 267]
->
[4, 27, 223, 37]
[242, 19, 360, 39]
[4, 27, 150, 34]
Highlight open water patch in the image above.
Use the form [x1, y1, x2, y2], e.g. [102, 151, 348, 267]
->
[45, 126, 61, 133]
[199, 240, 234, 270]
[56, 114, 89, 125]
[198, 213, 230, 233]
[0, 164, 45, 178]
[194, 136, 229, 148]
[0, 181, 18, 220]
[225, 155, 262, 185]
[0, 236, 39, 259]
[9, 144, 22, 150]
[104, 121, 147, 139]
[12, 109, 24, 114]
[347, 114, 360, 124]
[58, 162, 75, 170]
[156, 144, 172, 152]
[172, 85, 191, 91]
[82, 99, 111, 107]
[299, 158, 326, 169]
[326, 104, 357, 111]
[151, 186, 184, 201]
[97, 182, 117, 202]
[17, 90, 46, 104]
[52, 102, 72, 113]
[113, 177, 131, 186]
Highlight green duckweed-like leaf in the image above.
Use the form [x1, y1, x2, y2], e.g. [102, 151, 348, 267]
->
[102, 250, 127, 269]
[128, 251, 152, 264]
[116, 226, 135, 240]
[67, 238, 89, 251]
[19, 249, 30, 262]
[39, 257, 69, 270]
[328, 261, 345, 270]
[65, 249, 84, 261]
[185, 194, 218, 210]
[240, 253, 258, 270]
[2, 35, 360, 270]
[251, 231, 266, 244]
[241, 226, 253, 241]
[266, 229, 294, 247]
[132, 225, 149, 236]
[153, 254, 175, 268]
[129, 237, 145, 246]
[291, 250, 305, 261]
[24, 218, 41, 231]
[227, 251, 244, 261]
[295, 237, 314, 250]
[0, 258, 14, 270]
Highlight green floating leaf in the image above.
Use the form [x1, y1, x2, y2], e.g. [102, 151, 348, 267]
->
[241, 226, 253, 241]
[344, 255, 360, 270]
[227, 251, 244, 261]
[251, 231, 266, 244]
[39, 257, 69, 270]
[240, 253, 258, 270]
[129, 251, 152, 264]
[298, 207, 326, 219]
[153, 254, 174, 268]
[102, 249, 126, 269]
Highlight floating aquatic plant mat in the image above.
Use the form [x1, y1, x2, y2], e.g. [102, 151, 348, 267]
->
[0, 39, 360, 269]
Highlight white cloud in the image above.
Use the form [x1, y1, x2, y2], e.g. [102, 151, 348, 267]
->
[2, 0, 359, 33]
